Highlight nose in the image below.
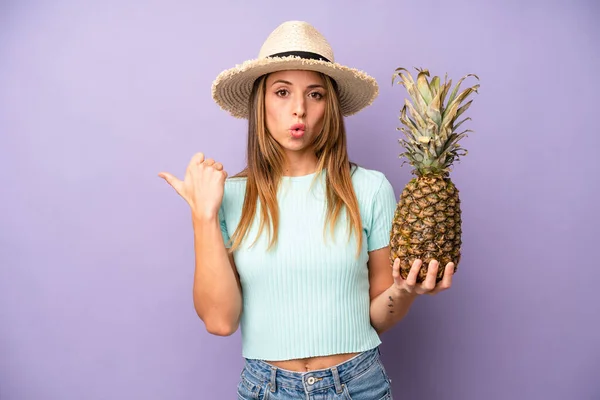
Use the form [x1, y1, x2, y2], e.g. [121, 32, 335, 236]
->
[293, 95, 306, 118]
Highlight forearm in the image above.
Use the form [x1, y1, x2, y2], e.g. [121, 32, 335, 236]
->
[370, 284, 418, 335]
[191, 214, 242, 335]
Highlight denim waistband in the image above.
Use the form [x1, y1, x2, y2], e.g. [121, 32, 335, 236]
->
[242, 346, 381, 393]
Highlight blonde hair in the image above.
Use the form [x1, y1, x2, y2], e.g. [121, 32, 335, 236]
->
[228, 72, 363, 257]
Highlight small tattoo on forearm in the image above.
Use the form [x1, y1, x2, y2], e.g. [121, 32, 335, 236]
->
[387, 295, 394, 313]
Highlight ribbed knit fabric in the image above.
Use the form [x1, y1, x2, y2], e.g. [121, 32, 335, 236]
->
[218, 166, 397, 361]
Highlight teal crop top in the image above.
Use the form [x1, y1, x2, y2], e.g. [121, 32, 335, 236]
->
[218, 165, 397, 361]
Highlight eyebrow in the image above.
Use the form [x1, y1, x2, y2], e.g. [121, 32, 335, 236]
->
[270, 79, 325, 89]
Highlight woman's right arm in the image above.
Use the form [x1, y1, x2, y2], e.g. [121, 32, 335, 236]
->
[159, 152, 242, 336]
[191, 214, 242, 336]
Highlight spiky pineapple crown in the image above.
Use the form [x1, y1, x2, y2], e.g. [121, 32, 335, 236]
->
[392, 67, 480, 177]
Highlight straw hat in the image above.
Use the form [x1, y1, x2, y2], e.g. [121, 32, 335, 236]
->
[211, 20, 379, 119]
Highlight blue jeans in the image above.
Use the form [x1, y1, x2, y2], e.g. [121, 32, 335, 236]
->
[237, 347, 393, 399]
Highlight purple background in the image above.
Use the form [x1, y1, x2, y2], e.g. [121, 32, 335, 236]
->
[1, 0, 598, 399]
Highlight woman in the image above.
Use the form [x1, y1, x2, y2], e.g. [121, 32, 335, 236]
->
[159, 20, 454, 400]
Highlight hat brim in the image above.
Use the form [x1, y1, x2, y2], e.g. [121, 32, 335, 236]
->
[211, 55, 379, 119]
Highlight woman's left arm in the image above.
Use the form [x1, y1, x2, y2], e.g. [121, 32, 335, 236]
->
[367, 246, 455, 335]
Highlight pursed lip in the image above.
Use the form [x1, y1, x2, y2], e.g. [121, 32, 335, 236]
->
[290, 123, 306, 131]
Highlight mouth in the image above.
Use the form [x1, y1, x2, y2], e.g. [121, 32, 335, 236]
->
[289, 123, 306, 138]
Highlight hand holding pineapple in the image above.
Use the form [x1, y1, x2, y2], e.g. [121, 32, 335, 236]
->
[391, 257, 454, 296]
[389, 67, 480, 284]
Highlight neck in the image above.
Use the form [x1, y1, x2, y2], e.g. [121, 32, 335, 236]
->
[282, 151, 319, 177]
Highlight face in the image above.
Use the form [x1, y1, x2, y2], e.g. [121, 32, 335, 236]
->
[264, 70, 327, 156]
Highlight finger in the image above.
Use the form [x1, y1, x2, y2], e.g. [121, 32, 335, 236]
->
[391, 258, 401, 283]
[420, 260, 439, 293]
[190, 152, 205, 165]
[429, 262, 454, 295]
[158, 171, 183, 193]
[405, 259, 422, 288]
[440, 262, 455, 289]
[187, 153, 205, 181]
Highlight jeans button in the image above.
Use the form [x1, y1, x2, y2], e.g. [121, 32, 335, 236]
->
[307, 376, 316, 385]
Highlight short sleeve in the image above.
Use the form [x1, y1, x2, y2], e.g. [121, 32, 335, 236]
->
[367, 175, 397, 251]
[218, 204, 232, 248]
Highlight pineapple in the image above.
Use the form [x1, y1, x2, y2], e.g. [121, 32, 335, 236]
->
[389, 67, 480, 283]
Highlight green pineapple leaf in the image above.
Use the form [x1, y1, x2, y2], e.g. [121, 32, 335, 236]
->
[445, 73, 479, 114]
[416, 68, 433, 105]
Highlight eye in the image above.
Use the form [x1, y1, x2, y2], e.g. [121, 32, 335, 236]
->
[275, 89, 289, 97]
[309, 92, 324, 100]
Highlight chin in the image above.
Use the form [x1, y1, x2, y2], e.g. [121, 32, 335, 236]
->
[282, 144, 307, 153]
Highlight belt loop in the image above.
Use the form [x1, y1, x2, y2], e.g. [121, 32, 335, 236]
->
[269, 366, 277, 393]
[330, 366, 342, 394]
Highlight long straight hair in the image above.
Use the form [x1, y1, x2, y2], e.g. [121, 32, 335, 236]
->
[228, 72, 363, 257]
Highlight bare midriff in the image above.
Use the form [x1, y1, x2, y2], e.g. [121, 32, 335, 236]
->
[264, 352, 361, 372]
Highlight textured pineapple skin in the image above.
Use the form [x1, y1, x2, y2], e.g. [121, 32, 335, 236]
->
[389, 176, 462, 283]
